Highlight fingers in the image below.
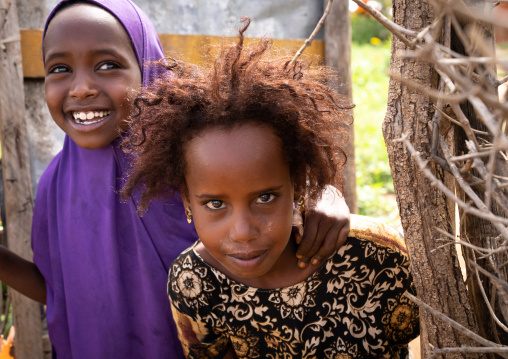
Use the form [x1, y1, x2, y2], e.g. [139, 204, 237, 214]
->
[295, 210, 324, 268]
[334, 219, 350, 251]
[309, 225, 339, 265]
[295, 210, 350, 269]
[291, 225, 304, 247]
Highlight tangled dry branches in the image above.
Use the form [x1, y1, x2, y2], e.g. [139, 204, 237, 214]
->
[350, 0, 508, 356]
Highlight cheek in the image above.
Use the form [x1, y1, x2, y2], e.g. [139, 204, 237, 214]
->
[191, 209, 222, 240]
[264, 208, 294, 239]
[44, 84, 60, 110]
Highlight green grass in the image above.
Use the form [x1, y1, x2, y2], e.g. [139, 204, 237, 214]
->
[352, 41, 400, 226]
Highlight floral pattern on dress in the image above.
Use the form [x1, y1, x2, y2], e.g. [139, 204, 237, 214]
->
[168, 216, 420, 358]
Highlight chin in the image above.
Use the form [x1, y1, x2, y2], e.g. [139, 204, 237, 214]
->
[71, 136, 117, 149]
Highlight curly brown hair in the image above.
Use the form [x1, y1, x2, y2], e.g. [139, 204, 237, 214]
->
[121, 17, 353, 213]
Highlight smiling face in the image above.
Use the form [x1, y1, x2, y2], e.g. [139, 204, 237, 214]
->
[183, 124, 297, 287]
[43, 4, 142, 149]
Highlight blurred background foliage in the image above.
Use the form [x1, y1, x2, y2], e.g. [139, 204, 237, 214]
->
[349, 0, 400, 226]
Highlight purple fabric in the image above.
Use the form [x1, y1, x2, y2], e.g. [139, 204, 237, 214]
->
[33, 1, 197, 358]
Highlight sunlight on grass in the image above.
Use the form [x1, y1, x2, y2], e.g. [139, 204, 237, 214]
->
[352, 41, 401, 227]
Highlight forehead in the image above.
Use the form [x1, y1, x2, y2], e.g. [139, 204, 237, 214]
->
[43, 4, 134, 59]
[185, 124, 286, 176]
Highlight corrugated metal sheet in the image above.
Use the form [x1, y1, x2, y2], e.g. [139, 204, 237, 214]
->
[46, 0, 322, 39]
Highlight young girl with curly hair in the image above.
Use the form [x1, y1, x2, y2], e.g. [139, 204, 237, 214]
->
[122, 17, 419, 359]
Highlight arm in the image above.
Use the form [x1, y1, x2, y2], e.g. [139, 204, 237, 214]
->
[0, 246, 46, 304]
[294, 186, 350, 268]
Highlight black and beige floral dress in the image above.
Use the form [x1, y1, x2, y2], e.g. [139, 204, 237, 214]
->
[168, 215, 420, 358]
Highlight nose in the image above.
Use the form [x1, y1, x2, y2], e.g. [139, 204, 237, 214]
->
[229, 208, 259, 243]
[69, 72, 99, 99]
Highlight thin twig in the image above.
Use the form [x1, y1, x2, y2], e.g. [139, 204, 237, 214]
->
[350, 0, 416, 47]
[498, 75, 508, 87]
[396, 134, 508, 226]
[405, 292, 508, 358]
[289, 0, 333, 67]
[434, 227, 506, 254]
[450, 151, 493, 162]
[432, 347, 508, 354]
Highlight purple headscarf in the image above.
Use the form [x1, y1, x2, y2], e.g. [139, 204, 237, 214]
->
[33, 1, 197, 358]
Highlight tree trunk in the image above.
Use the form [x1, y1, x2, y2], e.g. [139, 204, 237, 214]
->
[324, 0, 357, 213]
[0, 0, 44, 358]
[383, 0, 483, 357]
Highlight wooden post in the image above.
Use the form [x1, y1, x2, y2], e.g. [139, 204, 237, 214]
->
[0, 0, 43, 358]
[324, 0, 358, 213]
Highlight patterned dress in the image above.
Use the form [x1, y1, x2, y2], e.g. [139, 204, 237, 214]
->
[168, 215, 420, 358]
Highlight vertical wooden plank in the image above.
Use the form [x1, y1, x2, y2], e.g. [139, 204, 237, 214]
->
[324, 0, 358, 213]
[0, 0, 43, 358]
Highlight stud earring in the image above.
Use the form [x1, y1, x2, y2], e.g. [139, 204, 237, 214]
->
[185, 206, 193, 224]
[295, 196, 305, 213]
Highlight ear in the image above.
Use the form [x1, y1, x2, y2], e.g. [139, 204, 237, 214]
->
[292, 173, 306, 200]
[180, 184, 191, 208]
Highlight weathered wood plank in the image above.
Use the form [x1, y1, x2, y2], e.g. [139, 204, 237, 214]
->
[0, 0, 43, 358]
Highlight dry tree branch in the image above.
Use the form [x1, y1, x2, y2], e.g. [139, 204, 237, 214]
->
[432, 347, 508, 354]
[498, 75, 508, 87]
[288, 0, 333, 67]
[433, 227, 508, 255]
[359, 0, 508, 349]
[396, 133, 508, 227]
[465, 141, 508, 216]
[469, 253, 508, 333]
[405, 292, 508, 358]
[433, 106, 489, 136]
[475, 264, 508, 327]
[350, 0, 416, 46]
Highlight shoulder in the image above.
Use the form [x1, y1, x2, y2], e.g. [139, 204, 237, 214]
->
[36, 151, 64, 194]
[168, 244, 221, 309]
[168, 244, 204, 281]
[32, 151, 64, 226]
[348, 214, 408, 256]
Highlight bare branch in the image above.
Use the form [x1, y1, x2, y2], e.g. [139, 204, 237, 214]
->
[405, 292, 508, 357]
[396, 133, 508, 227]
[289, 0, 333, 67]
[350, 0, 416, 47]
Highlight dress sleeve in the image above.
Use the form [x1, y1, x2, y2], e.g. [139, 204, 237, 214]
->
[168, 251, 231, 358]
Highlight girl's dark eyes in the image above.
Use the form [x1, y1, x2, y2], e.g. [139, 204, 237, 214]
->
[98, 61, 120, 70]
[256, 193, 276, 204]
[204, 200, 226, 210]
[47, 61, 119, 74]
[204, 193, 276, 210]
[48, 65, 70, 74]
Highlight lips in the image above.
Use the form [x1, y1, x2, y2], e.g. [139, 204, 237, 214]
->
[229, 250, 267, 261]
[226, 249, 269, 273]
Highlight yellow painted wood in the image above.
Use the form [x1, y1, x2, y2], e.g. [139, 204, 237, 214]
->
[20, 29, 324, 78]
[21, 29, 44, 78]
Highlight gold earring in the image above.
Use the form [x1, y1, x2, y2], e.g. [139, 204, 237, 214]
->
[295, 196, 305, 213]
[185, 206, 193, 224]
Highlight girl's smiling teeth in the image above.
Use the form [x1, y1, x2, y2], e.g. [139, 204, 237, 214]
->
[72, 110, 111, 124]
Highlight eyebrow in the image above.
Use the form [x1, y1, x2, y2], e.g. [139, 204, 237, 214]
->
[44, 48, 129, 64]
[193, 185, 284, 199]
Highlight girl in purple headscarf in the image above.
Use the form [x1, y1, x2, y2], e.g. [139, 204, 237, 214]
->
[0, 1, 350, 358]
